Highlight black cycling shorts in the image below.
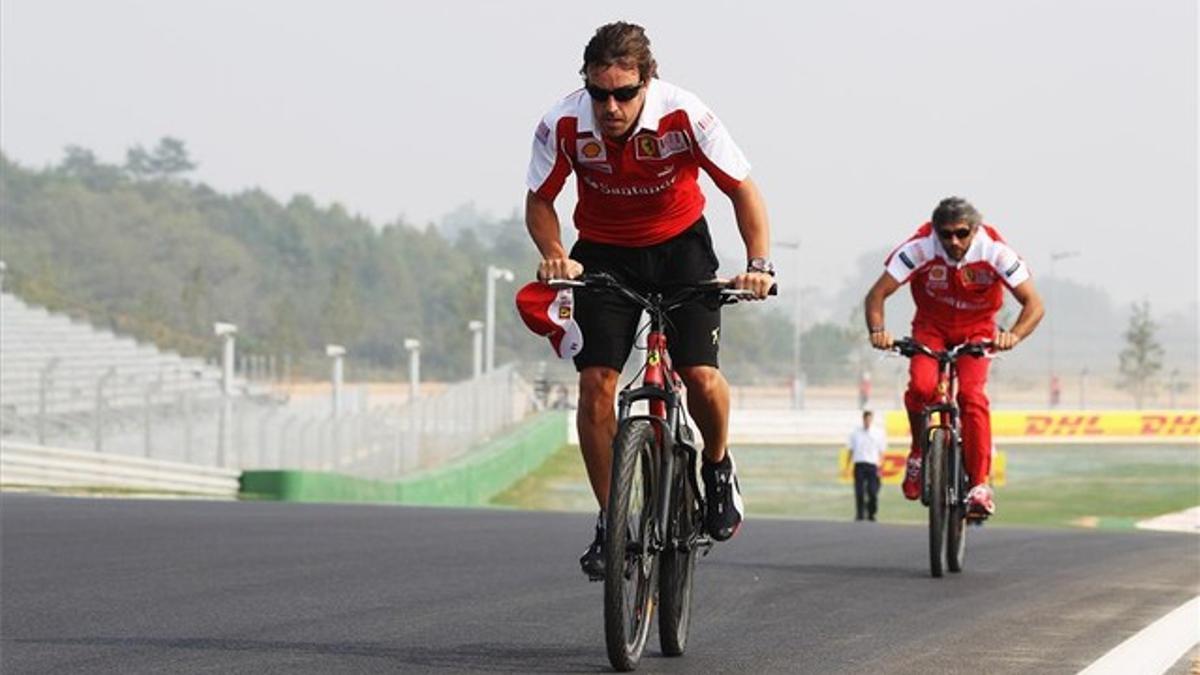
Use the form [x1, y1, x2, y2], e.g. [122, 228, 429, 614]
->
[570, 217, 722, 372]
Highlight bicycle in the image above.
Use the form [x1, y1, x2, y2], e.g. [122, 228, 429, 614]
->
[550, 272, 771, 672]
[891, 337, 994, 578]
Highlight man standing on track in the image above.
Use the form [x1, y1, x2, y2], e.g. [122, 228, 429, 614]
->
[848, 410, 886, 522]
[863, 197, 1044, 518]
[523, 21, 775, 580]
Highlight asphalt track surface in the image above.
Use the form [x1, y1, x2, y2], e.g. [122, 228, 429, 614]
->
[1, 494, 1196, 674]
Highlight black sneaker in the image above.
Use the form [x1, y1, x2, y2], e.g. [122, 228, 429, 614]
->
[579, 511, 605, 581]
[701, 453, 744, 542]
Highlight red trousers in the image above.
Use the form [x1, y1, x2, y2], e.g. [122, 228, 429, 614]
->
[904, 323, 992, 487]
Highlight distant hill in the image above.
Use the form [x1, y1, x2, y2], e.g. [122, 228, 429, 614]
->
[6, 141, 1190, 391]
[0, 142, 543, 379]
[0, 142, 796, 383]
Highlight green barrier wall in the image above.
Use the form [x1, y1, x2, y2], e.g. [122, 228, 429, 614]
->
[240, 411, 568, 506]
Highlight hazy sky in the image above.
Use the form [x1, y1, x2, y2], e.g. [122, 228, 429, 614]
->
[2, 0, 1196, 315]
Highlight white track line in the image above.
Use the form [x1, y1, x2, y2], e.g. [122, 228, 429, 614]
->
[1136, 506, 1200, 535]
[1078, 595, 1200, 675]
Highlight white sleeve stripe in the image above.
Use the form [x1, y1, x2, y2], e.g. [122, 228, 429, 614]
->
[988, 242, 1031, 287]
[526, 117, 561, 193]
[693, 115, 750, 181]
[884, 243, 919, 283]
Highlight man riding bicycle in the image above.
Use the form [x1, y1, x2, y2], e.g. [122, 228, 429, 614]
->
[864, 197, 1044, 517]
[523, 21, 774, 579]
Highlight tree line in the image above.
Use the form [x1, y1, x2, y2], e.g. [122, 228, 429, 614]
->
[1, 138, 870, 384]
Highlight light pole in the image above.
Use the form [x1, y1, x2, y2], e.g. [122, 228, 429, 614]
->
[214, 322, 238, 395]
[1047, 250, 1080, 408]
[468, 320, 484, 379]
[326, 344, 346, 418]
[1168, 368, 1180, 409]
[776, 240, 805, 409]
[214, 322, 238, 466]
[1079, 366, 1089, 409]
[485, 265, 514, 373]
[404, 338, 421, 402]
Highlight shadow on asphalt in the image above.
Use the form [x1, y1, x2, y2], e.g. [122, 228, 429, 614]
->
[704, 560, 933, 580]
[8, 637, 610, 673]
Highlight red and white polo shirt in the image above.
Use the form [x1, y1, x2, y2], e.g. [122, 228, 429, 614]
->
[526, 78, 751, 247]
[884, 223, 1032, 335]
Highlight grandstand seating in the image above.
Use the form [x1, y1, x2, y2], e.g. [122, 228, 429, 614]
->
[0, 292, 226, 426]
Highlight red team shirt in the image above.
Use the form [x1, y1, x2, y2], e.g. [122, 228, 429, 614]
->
[526, 78, 751, 247]
[884, 223, 1032, 337]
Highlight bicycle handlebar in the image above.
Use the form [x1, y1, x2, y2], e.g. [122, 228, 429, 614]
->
[891, 337, 994, 361]
[547, 272, 776, 311]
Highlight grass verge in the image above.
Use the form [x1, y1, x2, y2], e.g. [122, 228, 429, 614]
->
[491, 443, 1200, 530]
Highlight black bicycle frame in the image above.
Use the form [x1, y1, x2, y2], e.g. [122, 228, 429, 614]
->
[615, 299, 694, 555]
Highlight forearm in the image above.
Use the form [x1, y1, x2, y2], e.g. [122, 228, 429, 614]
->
[524, 191, 567, 259]
[730, 178, 769, 260]
[1007, 298, 1045, 340]
[863, 273, 901, 348]
[864, 290, 886, 331]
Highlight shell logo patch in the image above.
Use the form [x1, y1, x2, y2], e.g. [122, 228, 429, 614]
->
[577, 138, 606, 162]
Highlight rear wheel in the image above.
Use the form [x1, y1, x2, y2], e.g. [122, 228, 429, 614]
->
[926, 428, 950, 578]
[658, 460, 699, 656]
[605, 420, 659, 672]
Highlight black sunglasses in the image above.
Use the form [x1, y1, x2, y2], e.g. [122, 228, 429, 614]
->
[585, 82, 643, 103]
[936, 227, 974, 241]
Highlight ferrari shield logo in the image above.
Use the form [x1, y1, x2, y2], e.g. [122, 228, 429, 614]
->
[635, 135, 659, 159]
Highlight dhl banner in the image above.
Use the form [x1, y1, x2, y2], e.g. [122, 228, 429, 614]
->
[838, 449, 1006, 486]
[883, 410, 1200, 443]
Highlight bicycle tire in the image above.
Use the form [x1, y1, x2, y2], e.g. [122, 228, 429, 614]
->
[927, 428, 950, 578]
[946, 439, 968, 573]
[605, 420, 659, 672]
[658, 459, 698, 656]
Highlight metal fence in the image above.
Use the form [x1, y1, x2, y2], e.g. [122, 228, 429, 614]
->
[0, 365, 536, 481]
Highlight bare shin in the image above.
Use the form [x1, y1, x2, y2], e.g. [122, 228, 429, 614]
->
[678, 365, 730, 463]
[577, 367, 619, 508]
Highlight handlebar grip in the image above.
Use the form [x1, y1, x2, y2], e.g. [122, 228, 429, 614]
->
[891, 337, 919, 357]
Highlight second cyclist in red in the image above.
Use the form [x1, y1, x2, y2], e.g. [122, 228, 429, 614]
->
[863, 197, 1044, 517]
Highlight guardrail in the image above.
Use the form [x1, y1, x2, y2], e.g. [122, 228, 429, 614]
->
[240, 410, 569, 505]
[0, 441, 240, 496]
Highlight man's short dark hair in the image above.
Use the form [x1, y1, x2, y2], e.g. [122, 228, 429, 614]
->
[931, 197, 982, 229]
[580, 21, 659, 82]
[862, 410, 873, 418]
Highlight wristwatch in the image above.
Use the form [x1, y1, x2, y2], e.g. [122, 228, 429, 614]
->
[747, 257, 776, 276]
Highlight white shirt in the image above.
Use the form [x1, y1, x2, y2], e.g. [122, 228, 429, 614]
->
[848, 426, 887, 465]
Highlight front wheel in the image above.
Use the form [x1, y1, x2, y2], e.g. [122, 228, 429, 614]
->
[946, 437, 968, 573]
[926, 428, 950, 578]
[605, 420, 659, 672]
[658, 459, 699, 656]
